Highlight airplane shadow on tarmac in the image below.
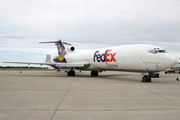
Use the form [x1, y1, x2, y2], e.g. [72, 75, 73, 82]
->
[6, 71, 174, 84]
[6, 71, 144, 83]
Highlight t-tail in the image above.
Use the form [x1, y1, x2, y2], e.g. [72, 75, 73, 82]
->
[40, 39, 73, 63]
[56, 40, 67, 56]
[54, 40, 67, 62]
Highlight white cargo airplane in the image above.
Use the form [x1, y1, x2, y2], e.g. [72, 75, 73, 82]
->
[3, 40, 178, 82]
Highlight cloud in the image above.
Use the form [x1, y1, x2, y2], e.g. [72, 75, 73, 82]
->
[1, 0, 180, 38]
[0, 0, 180, 66]
[1, 0, 180, 40]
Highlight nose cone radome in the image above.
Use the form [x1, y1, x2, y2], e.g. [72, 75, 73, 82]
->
[165, 55, 178, 69]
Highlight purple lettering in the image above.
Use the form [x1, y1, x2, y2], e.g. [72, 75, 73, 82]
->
[94, 51, 99, 62]
[93, 49, 116, 62]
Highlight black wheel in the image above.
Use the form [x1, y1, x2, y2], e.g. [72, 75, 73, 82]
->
[67, 72, 70, 76]
[72, 71, 75, 76]
[156, 75, 159, 78]
[142, 75, 151, 82]
[67, 70, 75, 76]
[142, 76, 147, 82]
[147, 76, 152, 82]
[91, 71, 98, 76]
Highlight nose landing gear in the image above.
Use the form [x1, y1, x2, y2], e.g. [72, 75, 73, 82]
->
[141, 75, 152, 82]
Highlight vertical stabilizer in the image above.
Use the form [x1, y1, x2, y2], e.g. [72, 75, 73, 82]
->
[40, 39, 72, 63]
[45, 54, 52, 63]
[56, 40, 67, 56]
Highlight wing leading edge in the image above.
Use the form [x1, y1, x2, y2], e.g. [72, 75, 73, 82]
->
[3, 54, 90, 68]
[2, 61, 90, 68]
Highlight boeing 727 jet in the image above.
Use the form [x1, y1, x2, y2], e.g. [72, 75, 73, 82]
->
[3, 40, 178, 82]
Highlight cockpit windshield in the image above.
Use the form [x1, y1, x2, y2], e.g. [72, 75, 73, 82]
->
[149, 48, 166, 54]
[158, 50, 166, 53]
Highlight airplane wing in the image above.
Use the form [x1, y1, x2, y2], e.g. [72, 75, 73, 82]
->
[2, 61, 90, 68]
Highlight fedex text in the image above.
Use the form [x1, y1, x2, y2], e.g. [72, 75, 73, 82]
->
[93, 49, 116, 62]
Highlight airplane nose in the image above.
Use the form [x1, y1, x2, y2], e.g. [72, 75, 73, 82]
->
[165, 55, 178, 69]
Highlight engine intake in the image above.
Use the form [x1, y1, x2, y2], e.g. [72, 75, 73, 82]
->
[70, 46, 75, 51]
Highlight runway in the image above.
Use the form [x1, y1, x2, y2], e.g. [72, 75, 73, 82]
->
[0, 70, 180, 120]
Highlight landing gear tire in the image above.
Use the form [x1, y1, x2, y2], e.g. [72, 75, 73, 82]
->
[67, 70, 75, 76]
[156, 74, 159, 78]
[141, 75, 152, 82]
[91, 71, 98, 76]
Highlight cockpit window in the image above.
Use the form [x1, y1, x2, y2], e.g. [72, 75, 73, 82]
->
[154, 50, 158, 54]
[149, 49, 166, 54]
[158, 50, 166, 53]
[149, 50, 154, 54]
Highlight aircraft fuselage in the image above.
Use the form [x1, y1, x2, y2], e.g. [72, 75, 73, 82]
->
[64, 44, 177, 73]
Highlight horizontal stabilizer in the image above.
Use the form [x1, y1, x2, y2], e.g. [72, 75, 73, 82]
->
[39, 40, 72, 46]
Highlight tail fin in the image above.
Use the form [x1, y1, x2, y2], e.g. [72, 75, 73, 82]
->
[55, 40, 66, 56]
[40, 39, 72, 56]
[40, 39, 72, 62]
[45, 54, 52, 63]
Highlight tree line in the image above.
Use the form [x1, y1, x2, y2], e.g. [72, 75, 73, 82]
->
[0, 66, 48, 69]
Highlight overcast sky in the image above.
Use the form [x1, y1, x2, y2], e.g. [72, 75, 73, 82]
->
[0, 0, 180, 66]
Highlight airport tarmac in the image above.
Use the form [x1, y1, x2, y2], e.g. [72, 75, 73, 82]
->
[0, 70, 180, 120]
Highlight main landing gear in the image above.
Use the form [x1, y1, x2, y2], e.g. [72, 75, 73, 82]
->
[67, 70, 99, 77]
[67, 70, 75, 76]
[141, 75, 152, 82]
[91, 71, 98, 76]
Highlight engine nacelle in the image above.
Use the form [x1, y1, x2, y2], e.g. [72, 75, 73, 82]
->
[70, 46, 75, 51]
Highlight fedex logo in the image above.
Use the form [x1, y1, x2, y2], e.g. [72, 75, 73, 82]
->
[93, 49, 116, 62]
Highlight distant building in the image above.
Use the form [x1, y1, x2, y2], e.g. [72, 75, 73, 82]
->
[48, 67, 54, 69]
